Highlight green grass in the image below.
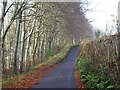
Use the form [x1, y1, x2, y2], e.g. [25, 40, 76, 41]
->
[45, 48, 54, 57]
[31, 44, 74, 70]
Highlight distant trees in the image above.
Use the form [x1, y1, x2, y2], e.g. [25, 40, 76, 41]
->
[56, 2, 94, 43]
[94, 29, 104, 38]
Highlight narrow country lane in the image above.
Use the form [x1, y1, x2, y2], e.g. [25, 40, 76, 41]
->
[32, 46, 78, 88]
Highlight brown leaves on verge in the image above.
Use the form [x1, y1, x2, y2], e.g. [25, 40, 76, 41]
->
[3, 63, 60, 89]
[74, 68, 86, 89]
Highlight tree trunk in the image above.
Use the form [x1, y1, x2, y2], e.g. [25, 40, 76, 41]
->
[37, 31, 41, 62]
[117, 32, 120, 82]
[25, 19, 35, 68]
[13, 12, 22, 75]
[0, 1, 7, 77]
[33, 32, 39, 65]
[20, 11, 26, 73]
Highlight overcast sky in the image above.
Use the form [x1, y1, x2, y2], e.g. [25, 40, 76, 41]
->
[0, 0, 119, 32]
[85, 0, 120, 31]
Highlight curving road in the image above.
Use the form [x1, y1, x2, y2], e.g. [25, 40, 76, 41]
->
[32, 46, 78, 88]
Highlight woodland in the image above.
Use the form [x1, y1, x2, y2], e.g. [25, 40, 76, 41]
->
[1, 0, 119, 88]
[0, 1, 92, 77]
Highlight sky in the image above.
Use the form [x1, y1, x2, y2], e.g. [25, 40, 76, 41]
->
[0, 0, 119, 32]
[84, 0, 120, 32]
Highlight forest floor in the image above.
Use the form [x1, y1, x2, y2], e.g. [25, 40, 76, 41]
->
[3, 46, 85, 89]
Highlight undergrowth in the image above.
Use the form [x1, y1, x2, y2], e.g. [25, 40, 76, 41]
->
[77, 58, 120, 88]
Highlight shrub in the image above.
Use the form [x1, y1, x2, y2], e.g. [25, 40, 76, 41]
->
[77, 34, 120, 88]
[45, 48, 54, 57]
